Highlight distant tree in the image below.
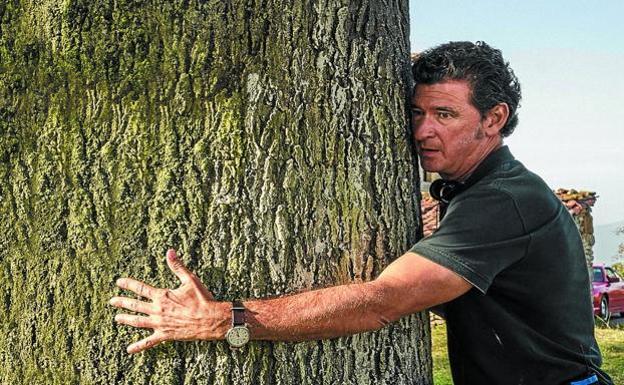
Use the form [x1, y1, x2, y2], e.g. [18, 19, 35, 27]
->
[612, 226, 624, 275]
[617, 226, 624, 262]
[612, 262, 624, 277]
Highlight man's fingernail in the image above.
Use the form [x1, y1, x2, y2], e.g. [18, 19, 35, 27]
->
[167, 249, 177, 260]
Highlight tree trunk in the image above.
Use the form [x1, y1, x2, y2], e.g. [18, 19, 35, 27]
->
[0, 0, 429, 384]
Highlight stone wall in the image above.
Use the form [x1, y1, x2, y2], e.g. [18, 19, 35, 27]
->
[555, 189, 597, 268]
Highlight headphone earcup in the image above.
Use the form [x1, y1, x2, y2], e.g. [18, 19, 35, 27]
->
[429, 179, 446, 202]
[429, 179, 464, 204]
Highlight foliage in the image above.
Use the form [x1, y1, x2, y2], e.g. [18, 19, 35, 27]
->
[617, 226, 624, 262]
[611, 262, 624, 277]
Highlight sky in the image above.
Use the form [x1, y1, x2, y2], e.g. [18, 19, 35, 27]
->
[408, 0, 624, 260]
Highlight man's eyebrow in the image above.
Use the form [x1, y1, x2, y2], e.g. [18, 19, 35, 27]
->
[435, 106, 457, 112]
[409, 104, 458, 110]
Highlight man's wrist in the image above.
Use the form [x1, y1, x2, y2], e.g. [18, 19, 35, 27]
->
[206, 301, 233, 341]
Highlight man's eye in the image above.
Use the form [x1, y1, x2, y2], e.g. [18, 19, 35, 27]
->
[412, 109, 423, 117]
[438, 112, 451, 119]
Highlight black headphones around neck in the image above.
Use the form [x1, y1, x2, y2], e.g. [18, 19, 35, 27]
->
[429, 179, 466, 204]
[427, 146, 510, 214]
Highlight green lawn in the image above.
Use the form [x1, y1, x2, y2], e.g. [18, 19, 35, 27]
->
[430, 323, 452, 385]
[431, 321, 624, 384]
[595, 326, 624, 384]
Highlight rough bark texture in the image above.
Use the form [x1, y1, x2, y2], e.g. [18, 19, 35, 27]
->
[0, 0, 428, 384]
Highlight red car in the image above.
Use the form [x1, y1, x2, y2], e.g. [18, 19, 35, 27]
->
[592, 264, 624, 319]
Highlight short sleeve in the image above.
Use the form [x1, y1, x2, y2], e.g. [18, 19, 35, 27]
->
[411, 187, 530, 293]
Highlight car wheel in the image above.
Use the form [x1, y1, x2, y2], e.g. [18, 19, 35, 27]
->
[598, 296, 610, 320]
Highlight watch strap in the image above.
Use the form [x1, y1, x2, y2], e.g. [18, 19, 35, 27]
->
[232, 300, 245, 326]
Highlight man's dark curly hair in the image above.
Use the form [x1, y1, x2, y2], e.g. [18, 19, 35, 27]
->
[412, 41, 522, 137]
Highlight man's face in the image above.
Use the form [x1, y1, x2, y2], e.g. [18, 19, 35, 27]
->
[411, 80, 489, 180]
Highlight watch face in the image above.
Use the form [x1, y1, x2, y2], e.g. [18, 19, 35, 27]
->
[226, 326, 250, 348]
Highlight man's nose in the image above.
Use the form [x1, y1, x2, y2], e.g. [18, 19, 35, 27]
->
[412, 116, 435, 141]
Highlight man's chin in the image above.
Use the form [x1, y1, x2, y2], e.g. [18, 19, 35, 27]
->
[419, 160, 439, 173]
[420, 163, 450, 179]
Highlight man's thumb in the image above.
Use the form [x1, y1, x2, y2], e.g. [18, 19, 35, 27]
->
[166, 249, 192, 284]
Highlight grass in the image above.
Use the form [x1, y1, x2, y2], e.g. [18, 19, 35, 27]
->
[594, 324, 624, 385]
[431, 320, 624, 385]
[430, 323, 452, 385]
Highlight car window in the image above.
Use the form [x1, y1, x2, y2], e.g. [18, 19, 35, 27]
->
[593, 267, 604, 282]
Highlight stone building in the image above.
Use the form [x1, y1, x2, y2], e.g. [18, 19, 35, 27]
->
[554, 188, 598, 268]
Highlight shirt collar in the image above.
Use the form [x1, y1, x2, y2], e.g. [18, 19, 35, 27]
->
[462, 145, 514, 187]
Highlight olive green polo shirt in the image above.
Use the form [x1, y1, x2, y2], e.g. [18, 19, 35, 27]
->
[411, 146, 612, 385]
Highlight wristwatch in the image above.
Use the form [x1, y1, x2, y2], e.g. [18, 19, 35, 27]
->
[225, 300, 250, 349]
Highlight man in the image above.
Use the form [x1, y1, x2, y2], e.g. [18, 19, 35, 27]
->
[110, 42, 612, 385]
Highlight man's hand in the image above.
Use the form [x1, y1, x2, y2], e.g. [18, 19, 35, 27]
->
[109, 249, 230, 354]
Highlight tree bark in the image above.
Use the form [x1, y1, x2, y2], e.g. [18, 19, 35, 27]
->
[0, 0, 429, 384]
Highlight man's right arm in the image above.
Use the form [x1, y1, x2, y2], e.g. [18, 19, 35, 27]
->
[243, 252, 471, 341]
[111, 250, 472, 352]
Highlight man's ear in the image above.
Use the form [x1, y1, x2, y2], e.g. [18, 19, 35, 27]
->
[483, 103, 510, 136]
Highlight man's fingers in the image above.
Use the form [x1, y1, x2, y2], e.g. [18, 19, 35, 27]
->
[114, 313, 155, 329]
[116, 278, 158, 299]
[166, 249, 193, 284]
[109, 297, 153, 315]
[127, 333, 166, 354]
